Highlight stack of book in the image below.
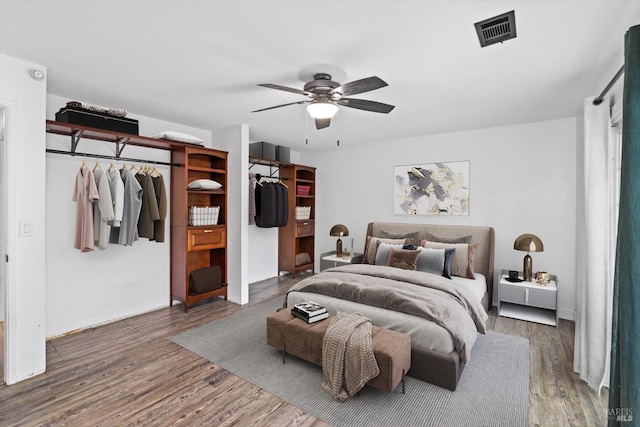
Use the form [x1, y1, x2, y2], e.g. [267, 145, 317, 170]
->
[292, 301, 328, 323]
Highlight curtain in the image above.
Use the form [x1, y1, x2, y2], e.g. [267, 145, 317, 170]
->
[574, 94, 615, 393]
[608, 24, 640, 426]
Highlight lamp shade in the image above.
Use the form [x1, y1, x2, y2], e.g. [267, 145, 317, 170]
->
[513, 234, 544, 253]
[330, 224, 349, 237]
[307, 101, 339, 119]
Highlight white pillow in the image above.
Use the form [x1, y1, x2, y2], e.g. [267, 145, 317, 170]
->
[188, 179, 222, 190]
[154, 131, 204, 145]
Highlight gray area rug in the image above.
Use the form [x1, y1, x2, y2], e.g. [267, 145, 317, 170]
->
[171, 297, 529, 427]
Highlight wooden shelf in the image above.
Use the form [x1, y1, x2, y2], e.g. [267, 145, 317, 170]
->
[279, 164, 316, 278]
[46, 120, 186, 151]
[249, 156, 293, 167]
[171, 146, 228, 313]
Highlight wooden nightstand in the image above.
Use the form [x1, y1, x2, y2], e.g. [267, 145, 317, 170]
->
[320, 251, 364, 271]
[498, 269, 558, 327]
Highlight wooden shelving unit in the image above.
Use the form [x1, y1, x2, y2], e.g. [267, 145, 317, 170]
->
[278, 164, 316, 277]
[171, 146, 228, 312]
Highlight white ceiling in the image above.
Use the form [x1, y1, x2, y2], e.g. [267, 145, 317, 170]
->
[1, 1, 638, 150]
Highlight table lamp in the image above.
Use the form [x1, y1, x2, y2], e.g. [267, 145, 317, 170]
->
[330, 224, 349, 257]
[513, 234, 544, 282]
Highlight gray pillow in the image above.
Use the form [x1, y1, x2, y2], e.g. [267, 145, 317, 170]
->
[363, 236, 406, 264]
[374, 242, 405, 265]
[424, 231, 473, 244]
[415, 247, 446, 275]
[380, 229, 421, 240]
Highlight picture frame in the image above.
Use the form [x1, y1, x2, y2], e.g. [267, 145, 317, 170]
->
[393, 161, 470, 216]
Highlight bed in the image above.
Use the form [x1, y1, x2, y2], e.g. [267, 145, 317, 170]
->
[286, 222, 495, 390]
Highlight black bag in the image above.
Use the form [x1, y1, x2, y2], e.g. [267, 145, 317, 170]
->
[189, 265, 222, 294]
[55, 106, 139, 135]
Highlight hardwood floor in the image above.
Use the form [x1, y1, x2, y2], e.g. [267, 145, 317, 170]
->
[0, 276, 607, 426]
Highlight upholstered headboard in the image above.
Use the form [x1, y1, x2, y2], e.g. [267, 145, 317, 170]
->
[365, 222, 495, 308]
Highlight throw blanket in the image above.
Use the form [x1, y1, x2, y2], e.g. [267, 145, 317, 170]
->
[322, 312, 380, 401]
[287, 264, 488, 363]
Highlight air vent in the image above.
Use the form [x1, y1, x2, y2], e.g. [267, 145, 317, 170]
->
[474, 10, 516, 47]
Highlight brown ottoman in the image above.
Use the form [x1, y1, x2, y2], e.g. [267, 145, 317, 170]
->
[266, 308, 411, 393]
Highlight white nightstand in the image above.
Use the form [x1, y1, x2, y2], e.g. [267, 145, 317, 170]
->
[320, 251, 364, 271]
[498, 269, 558, 327]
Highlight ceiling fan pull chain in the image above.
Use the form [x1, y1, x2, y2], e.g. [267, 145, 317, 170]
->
[337, 109, 340, 146]
[305, 110, 309, 144]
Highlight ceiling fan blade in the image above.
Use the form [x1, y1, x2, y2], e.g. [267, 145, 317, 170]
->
[338, 98, 395, 113]
[251, 100, 309, 113]
[258, 83, 312, 97]
[315, 118, 331, 129]
[330, 76, 388, 97]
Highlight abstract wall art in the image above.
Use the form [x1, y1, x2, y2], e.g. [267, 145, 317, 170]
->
[393, 161, 470, 215]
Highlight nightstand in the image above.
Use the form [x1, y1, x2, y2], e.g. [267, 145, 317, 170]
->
[498, 269, 558, 327]
[320, 251, 364, 271]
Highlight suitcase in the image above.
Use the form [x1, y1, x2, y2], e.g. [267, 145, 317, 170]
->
[55, 106, 139, 135]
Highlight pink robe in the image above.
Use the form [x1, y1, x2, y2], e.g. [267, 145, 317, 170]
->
[73, 165, 99, 252]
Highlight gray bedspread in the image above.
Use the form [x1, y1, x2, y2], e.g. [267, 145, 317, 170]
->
[286, 264, 488, 363]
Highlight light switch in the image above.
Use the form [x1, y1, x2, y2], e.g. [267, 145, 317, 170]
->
[19, 221, 33, 237]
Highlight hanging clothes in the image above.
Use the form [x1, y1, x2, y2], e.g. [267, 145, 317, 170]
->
[92, 168, 115, 249]
[150, 173, 167, 242]
[73, 164, 99, 252]
[136, 171, 160, 239]
[109, 167, 143, 246]
[255, 181, 277, 228]
[248, 173, 256, 225]
[106, 165, 124, 227]
[255, 181, 289, 228]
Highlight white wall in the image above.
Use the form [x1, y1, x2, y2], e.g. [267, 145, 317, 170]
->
[0, 54, 48, 384]
[302, 118, 577, 320]
[44, 94, 213, 338]
[214, 124, 249, 304]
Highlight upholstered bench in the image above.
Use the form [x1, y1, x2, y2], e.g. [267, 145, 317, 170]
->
[266, 308, 411, 393]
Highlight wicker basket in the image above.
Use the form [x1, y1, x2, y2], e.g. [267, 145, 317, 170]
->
[188, 206, 220, 226]
[295, 206, 311, 220]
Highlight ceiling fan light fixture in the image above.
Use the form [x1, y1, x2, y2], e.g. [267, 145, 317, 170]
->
[307, 101, 338, 119]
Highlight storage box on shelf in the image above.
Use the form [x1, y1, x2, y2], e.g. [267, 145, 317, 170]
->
[279, 165, 316, 278]
[171, 145, 228, 312]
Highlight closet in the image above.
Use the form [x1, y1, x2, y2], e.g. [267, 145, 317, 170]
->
[249, 156, 316, 278]
[278, 164, 316, 277]
[170, 146, 228, 312]
[45, 120, 229, 313]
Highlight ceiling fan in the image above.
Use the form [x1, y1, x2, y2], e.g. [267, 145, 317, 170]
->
[252, 73, 395, 130]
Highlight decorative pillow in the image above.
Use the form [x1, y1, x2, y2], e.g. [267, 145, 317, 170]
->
[422, 241, 477, 279]
[414, 247, 446, 276]
[374, 242, 405, 265]
[424, 231, 473, 244]
[188, 179, 222, 190]
[189, 265, 222, 293]
[387, 247, 420, 270]
[379, 229, 421, 240]
[363, 237, 406, 264]
[154, 131, 204, 145]
[442, 248, 456, 279]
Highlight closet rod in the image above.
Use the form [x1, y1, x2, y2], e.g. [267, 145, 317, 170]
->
[593, 65, 624, 105]
[255, 173, 289, 181]
[45, 149, 180, 167]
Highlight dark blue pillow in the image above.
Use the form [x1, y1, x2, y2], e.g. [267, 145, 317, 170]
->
[443, 248, 456, 279]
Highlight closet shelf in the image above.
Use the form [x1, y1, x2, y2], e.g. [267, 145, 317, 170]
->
[188, 165, 226, 174]
[249, 156, 293, 168]
[46, 120, 186, 153]
[187, 189, 225, 195]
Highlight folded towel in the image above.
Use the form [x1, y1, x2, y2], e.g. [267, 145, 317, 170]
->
[67, 101, 128, 117]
